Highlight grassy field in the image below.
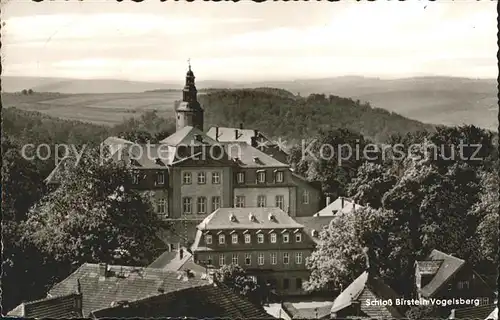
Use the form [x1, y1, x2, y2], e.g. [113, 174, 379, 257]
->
[2, 92, 180, 126]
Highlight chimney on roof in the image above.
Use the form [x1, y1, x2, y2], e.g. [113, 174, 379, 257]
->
[326, 196, 331, 207]
[251, 136, 257, 148]
[239, 123, 244, 129]
[98, 263, 108, 278]
[179, 248, 184, 260]
[249, 213, 256, 222]
[235, 129, 239, 140]
[341, 197, 344, 208]
[76, 279, 81, 294]
[230, 213, 237, 222]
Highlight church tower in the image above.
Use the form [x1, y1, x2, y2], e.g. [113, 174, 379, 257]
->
[175, 60, 204, 132]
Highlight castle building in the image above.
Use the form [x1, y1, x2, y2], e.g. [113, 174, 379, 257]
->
[191, 207, 316, 295]
[45, 63, 322, 222]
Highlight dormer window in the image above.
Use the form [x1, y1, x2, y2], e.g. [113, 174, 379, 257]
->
[268, 213, 276, 221]
[244, 233, 251, 244]
[257, 233, 264, 243]
[232, 233, 238, 244]
[257, 171, 266, 183]
[275, 171, 284, 183]
[248, 213, 257, 222]
[229, 213, 237, 222]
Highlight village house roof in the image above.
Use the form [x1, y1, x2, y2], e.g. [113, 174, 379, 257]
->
[450, 303, 498, 320]
[7, 293, 83, 318]
[222, 141, 289, 168]
[314, 197, 365, 217]
[282, 301, 333, 319]
[89, 282, 274, 319]
[417, 250, 466, 298]
[47, 263, 207, 317]
[196, 207, 304, 231]
[330, 271, 404, 318]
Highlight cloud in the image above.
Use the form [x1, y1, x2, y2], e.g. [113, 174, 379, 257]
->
[2, 1, 496, 80]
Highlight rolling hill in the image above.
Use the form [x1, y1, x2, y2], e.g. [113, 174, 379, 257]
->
[2, 75, 496, 130]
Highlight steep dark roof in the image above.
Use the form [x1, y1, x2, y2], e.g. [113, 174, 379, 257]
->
[157, 218, 203, 246]
[331, 271, 404, 318]
[90, 282, 274, 319]
[48, 263, 207, 317]
[419, 250, 466, 298]
[451, 304, 497, 319]
[7, 293, 82, 318]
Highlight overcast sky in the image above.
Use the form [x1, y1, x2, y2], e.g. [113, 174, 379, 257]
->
[2, 0, 497, 82]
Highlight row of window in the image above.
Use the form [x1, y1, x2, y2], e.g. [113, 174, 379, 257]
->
[182, 196, 221, 214]
[235, 171, 284, 184]
[206, 231, 302, 245]
[133, 172, 166, 185]
[183, 171, 221, 185]
[205, 252, 303, 266]
[234, 192, 309, 207]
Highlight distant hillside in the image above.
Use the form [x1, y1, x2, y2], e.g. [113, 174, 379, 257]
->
[3, 75, 495, 130]
[200, 89, 434, 142]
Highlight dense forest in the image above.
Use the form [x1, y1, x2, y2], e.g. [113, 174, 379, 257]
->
[1, 88, 497, 315]
[199, 89, 434, 143]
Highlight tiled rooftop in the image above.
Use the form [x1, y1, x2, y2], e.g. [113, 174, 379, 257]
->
[7, 293, 82, 318]
[48, 263, 207, 317]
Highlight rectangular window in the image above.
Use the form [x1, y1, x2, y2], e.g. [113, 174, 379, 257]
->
[296, 278, 303, 290]
[275, 171, 284, 183]
[197, 197, 207, 214]
[457, 281, 470, 290]
[197, 172, 206, 184]
[207, 255, 212, 265]
[245, 253, 251, 265]
[271, 253, 277, 265]
[257, 171, 266, 183]
[132, 173, 140, 184]
[295, 233, 302, 242]
[283, 278, 290, 290]
[182, 197, 192, 214]
[156, 198, 167, 214]
[205, 234, 212, 245]
[258, 253, 264, 265]
[283, 233, 289, 243]
[236, 172, 245, 184]
[211, 196, 221, 212]
[156, 172, 165, 185]
[183, 172, 192, 184]
[275, 195, 285, 210]
[302, 190, 310, 204]
[283, 252, 289, 264]
[295, 252, 303, 264]
[270, 233, 277, 243]
[257, 195, 266, 207]
[219, 234, 225, 244]
[232, 254, 239, 265]
[257, 233, 264, 244]
[244, 234, 251, 244]
[219, 254, 225, 266]
[232, 233, 238, 244]
[235, 196, 245, 208]
[212, 172, 221, 184]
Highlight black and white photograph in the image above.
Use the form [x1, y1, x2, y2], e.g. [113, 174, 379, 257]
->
[1, 0, 498, 319]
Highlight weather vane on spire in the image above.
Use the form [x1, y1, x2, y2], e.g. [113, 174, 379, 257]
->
[188, 58, 191, 70]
